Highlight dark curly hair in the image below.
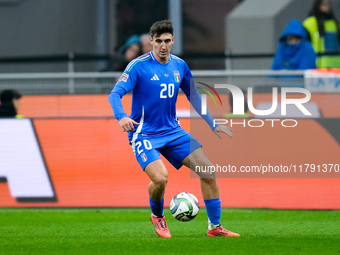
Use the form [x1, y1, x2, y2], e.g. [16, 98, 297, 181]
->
[150, 20, 173, 38]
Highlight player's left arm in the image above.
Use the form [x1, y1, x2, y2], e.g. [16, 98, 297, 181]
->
[213, 125, 233, 139]
[180, 65, 233, 139]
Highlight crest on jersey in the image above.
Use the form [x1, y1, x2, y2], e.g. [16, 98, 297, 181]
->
[119, 73, 129, 82]
[174, 70, 180, 83]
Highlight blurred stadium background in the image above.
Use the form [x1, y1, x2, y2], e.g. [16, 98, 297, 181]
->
[0, 0, 339, 210]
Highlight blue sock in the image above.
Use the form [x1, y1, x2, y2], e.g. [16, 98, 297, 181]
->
[149, 197, 164, 217]
[204, 198, 221, 225]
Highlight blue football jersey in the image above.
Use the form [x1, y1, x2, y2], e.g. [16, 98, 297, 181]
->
[109, 51, 214, 141]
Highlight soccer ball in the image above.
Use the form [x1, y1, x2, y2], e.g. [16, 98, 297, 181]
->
[170, 192, 200, 222]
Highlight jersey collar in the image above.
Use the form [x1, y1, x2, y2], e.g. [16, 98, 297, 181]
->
[150, 51, 172, 64]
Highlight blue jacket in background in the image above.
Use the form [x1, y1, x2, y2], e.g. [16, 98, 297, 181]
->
[271, 19, 316, 70]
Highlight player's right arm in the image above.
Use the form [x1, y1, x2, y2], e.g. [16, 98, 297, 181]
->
[118, 117, 139, 132]
[108, 66, 139, 132]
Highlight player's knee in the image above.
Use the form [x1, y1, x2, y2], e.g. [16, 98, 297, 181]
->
[153, 174, 168, 189]
[201, 176, 217, 187]
[189, 153, 212, 170]
[196, 169, 217, 180]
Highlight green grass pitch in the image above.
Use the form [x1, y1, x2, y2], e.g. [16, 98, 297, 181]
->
[0, 208, 339, 255]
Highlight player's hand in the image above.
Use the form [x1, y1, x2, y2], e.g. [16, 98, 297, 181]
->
[119, 117, 139, 132]
[213, 125, 233, 139]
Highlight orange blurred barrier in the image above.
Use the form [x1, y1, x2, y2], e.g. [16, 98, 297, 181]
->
[0, 94, 339, 208]
[0, 117, 339, 209]
[18, 93, 340, 118]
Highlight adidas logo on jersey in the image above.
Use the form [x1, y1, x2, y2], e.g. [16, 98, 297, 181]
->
[151, 74, 160, 80]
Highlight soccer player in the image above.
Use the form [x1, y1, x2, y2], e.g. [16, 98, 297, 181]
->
[108, 20, 240, 238]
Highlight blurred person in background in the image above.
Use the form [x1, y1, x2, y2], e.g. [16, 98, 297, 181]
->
[0, 89, 23, 118]
[140, 33, 153, 53]
[303, 0, 340, 68]
[104, 35, 142, 72]
[271, 19, 317, 70]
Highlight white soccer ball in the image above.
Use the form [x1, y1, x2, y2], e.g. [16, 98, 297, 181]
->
[170, 192, 200, 222]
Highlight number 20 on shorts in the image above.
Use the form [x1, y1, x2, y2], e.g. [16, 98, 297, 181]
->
[135, 139, 152, 155]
